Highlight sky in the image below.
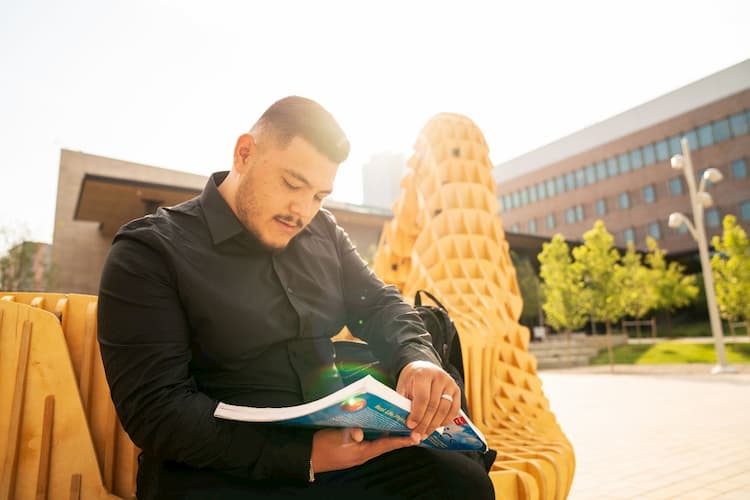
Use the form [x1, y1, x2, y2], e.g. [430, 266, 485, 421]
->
[1, 0, 748, 249]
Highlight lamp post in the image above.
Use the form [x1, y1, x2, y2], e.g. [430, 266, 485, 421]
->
[668, 137, 735, 374]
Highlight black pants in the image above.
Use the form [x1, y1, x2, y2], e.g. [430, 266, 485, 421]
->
[139, 447, 494, 499]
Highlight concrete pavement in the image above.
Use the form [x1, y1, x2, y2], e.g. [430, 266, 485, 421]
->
[539, 365, 750, 499]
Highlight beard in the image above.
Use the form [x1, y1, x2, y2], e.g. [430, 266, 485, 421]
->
[235, 173, 303, 251]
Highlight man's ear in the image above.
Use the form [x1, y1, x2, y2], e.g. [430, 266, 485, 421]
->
[233, 133, 257, 172]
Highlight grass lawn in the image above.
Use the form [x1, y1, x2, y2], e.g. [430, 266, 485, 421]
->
[590, 342, 750, 365]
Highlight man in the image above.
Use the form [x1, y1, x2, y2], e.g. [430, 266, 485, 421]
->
[98, 96, 494, 499]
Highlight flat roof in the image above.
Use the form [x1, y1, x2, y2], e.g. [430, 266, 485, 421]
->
[494, 58, 750, 183]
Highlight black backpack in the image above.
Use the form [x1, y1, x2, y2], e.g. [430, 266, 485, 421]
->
[412, 290, 469, 415]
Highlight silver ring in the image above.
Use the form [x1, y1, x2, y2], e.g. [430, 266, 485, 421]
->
[440, 393, 453, 402]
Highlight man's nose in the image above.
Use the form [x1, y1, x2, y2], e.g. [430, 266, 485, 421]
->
[290, 196, 314, 219]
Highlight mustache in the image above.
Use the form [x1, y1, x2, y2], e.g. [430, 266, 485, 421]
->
[275, 215, 303, 228]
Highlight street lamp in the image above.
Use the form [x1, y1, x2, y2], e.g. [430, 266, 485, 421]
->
[668, 138, 735, 374]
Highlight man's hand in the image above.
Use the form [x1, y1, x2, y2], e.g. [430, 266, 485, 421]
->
[311, 427, 418, 473]
[396, 360, 461, 439]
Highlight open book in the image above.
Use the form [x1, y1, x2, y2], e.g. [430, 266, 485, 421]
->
[214, 375, 488, 452]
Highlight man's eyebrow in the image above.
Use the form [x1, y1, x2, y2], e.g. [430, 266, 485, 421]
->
[283, 169, 333, 194]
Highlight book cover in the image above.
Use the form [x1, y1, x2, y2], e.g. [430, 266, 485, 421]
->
[214, 375, 488, 452]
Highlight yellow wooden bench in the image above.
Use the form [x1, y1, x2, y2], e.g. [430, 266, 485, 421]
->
[0, 293, 137, 500]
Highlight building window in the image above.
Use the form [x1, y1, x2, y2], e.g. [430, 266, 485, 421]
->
[713, 119, 731, 143]
[520, 189, 529, 206]
[595, 161, 607, 181]
[529, 185, 537, 203]
[585, 165, 596, 184]
[537, 182, 547, 200]
[669, 177, 683, 196]
[630, 149, 643, 169]
[546, 178, 556, 197]
[669, 135, 683, 156]
[512, 191, 520, 208]
[556, 176, 566, 194]
[618, 153, 631, 174]
[575, 205, 584, 222]
[575, 168, 586, 188]
[655, 140, 670, 161]
[678, 222, 689, 234]
[619, 192, 631, 210]
[643, 184, 656, 204]
[623, 227, 635, 244]
[732, 159, 747, 179]
[705, 208, 720, 228]
[685, 129, 699, 151]
[604, 158, 616, 178]
[730, 112, 749, 137]
[528, 218, 537, 234]
[648, 221, 661, 240]
[565, 172, 576, 191]
[698, 124, 714, 148]
[642, 144, 656, 166]
[546, 214, 556, 229]
[511, 223, 520, 233]
[741, 200, 750, 221]
[566, 207, 576, 224]
[596, 198, 607, 216]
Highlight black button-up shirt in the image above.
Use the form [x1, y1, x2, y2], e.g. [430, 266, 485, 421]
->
[97, 171, 439, 484]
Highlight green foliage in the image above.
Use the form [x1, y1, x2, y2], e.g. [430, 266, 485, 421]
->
[644, 236, 698, 313]
[571, 220, 624, 325]
[711, 215, 750, 322]
[538, 234, 588, 333]
[617, 243, 657, 319]
[512, 252, 542, 326]
[0, 226, 54, 291]
[590, 342, 750, 365]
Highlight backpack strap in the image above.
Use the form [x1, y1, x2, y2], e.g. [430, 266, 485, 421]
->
[414, 289, 448, 312]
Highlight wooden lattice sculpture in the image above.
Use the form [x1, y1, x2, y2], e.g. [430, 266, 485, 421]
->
[373, 113, 575, 500]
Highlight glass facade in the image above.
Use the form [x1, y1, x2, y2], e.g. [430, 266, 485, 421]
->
[669, 178, 683, 196]
[619, 192, 630, 209]
[643, 185, 656, 204]
[596, 198, 607, 216]
[732, 159, 747, 178]
[648, 221, 661, 240]
[623, 227, 635, 244]
[741, 200, 750, 221]
[705, 208, 720, 228]
[730, 112, 748, 136]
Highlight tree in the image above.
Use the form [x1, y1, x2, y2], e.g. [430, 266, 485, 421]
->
[0, 226, 54, 291]
[711, 215, 750, 323]
[572, 220, 624, 369]
[512, 251, 543, 327]
[617, 242, 657, 331]
[644, 236, 698, 335]
[538, 234, 588, 335]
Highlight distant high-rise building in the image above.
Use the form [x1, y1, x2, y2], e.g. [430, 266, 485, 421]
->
[362, 152, 406, 210]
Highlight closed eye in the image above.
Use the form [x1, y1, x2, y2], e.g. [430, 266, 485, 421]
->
[283, 178, 301, 190]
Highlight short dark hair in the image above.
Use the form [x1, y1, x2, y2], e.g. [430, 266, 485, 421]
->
[253, 96, 350, 163]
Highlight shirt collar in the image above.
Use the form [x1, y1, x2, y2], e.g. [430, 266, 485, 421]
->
[200, 171, 249, 246]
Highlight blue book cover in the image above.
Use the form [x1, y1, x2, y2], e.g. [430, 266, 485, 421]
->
[214, 375, 487, 452]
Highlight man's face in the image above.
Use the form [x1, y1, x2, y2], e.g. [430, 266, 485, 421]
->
[235, 136, 339, 250]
